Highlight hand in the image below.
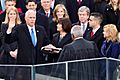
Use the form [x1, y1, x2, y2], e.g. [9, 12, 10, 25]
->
[52, 50, 60, 53]
[45, 44, 56, 49]
[52, 48, 62, 53]
[9, 49, 18, 59]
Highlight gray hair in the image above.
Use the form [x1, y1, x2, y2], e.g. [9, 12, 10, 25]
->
[71, 25, 83, 38]
[25, 10, 36, 17]
[41, 0, 52, 3]
[78, 6, 90, 15]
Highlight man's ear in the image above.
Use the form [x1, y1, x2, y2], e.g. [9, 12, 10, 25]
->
[25, 16, 27, 22]
[14, 2, 16, 6]
[71, 34, 74, 40]
[35, 4, 37, 9]
[26, 5, 28, 9]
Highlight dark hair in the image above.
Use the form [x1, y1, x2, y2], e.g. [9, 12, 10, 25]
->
[90, 12, 103, 23]
[26, 0, 37, 5]
[5, 0, 16, 3]
[58, 18, 72, 33]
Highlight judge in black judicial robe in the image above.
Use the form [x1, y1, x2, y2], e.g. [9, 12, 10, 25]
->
[51, 25, 101, 80]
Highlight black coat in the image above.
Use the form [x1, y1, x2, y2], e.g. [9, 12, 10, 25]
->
[0, 23, 18, 64]
[103, 4, 120, 31]
[5, 24, 50, 65]
[55, 39, 100, 80]
[84, 27, 104, 52]
[52, 32, 72, 48]
[38, 7, 53, 23]
[48, 32, 72, 62]
[66, 0, 94, 23]
[58, 38, 99, 61]
[49, 21, 58, 41]
[0, 11, 6, 26]
[20, 12, 50, 38]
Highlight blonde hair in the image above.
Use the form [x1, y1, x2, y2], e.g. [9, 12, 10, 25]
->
[3, 6, 21, 24]
[53, 4, 69, 22]
[109, 0, 120, 10]
[104, 24, 119, 42]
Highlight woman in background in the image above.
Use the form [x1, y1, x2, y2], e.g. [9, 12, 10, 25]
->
[47, 18, 72, 62]
[103, 0, 120, 31]
[0, 6, 21, 64]
[0, 6, 21, 80]
[100, 24, 120, 80]
[101, 24, 120, 58]
[50, 4, 69, 40]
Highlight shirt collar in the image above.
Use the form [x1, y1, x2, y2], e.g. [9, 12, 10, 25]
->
[74, 37, 83, 40]
[92, 26, 100, 34]
[27, 25, 35, 33]
[45, 10, 50, 17]
[81, 21, 88, 27]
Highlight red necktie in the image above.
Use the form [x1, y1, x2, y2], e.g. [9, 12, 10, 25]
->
[46, 13, 48, 17]
[90, 31, 94, 38]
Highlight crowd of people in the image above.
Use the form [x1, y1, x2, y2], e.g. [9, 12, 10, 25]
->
[0, 0, 120, 80]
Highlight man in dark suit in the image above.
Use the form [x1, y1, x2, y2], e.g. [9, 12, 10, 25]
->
[38, 0, 53, 23]
[66, 0, 94, 23]
[4, 10, 50, 80]
[37, 0, 64, 10]
[55, 25, 100, 80]
[73, 6, 92, 38]
[6, 10, 50, 65]
[20, 0, 50, 38]
[84, 12, 105, 52]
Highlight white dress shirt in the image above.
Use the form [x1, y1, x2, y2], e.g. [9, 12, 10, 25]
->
[27, 25, 37, 44]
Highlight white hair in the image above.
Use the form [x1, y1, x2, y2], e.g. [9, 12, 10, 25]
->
[25, 10, 36, 17]
[71, 25, 83, 38]
[78, 6, 90, 15]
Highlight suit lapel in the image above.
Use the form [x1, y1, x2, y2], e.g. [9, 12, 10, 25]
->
[24, 24, 38, 47]
[24, 25, 32, 43]
[84, 24, 91, 36]
[58, 33, 70, 46]
[35, 25, 42, 48]
[91, 27, 102, 39]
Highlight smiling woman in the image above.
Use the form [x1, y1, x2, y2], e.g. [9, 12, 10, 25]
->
[47, 18, 72, 62]
[53, 4, 69, 22]
[0, 6, 21, 80]
[1, 6, 21, 64]
[50, 4, 69, 40]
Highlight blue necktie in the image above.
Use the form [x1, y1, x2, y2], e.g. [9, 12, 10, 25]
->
[31, 28, 36, 47]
